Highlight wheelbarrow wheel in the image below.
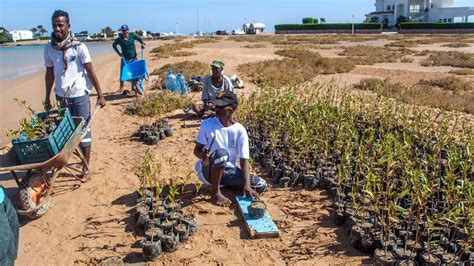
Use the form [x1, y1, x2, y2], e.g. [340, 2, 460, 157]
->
[18, 174, 52, 219]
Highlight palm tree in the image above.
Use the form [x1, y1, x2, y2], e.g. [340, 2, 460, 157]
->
[37, 25, 44, 36]
[40, 27, 47, 37]
[30, 27, 38, 37]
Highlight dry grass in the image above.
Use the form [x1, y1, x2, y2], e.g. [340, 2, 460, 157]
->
[338, 45, 403, 65]
[229, 35, 284, 43]
[238, 48, 354, 87]
[449, 69, 474, 75]
[421, 51, 474, 68]
[150, 38, 218, 58]
[441, 42, 470, 48]
[418, 76, 473, 92]
[385, 40, 419, 48]
[150, 60, 209, 89]
[400, 57, 414, 63]
[243, 44, 267, 49]
[125, 91, 189, 117]
[353, 78, 474, 114]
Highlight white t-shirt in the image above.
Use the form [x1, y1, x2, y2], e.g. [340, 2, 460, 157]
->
[201, 75, 234, 101]
[195, 117, 250, 184]
[44, 42, 93, 98]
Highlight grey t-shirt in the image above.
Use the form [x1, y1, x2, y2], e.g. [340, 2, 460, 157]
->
[201, 75, 234, 101]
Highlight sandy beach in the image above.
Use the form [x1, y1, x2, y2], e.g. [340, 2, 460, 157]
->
[0, 36, 473, 265]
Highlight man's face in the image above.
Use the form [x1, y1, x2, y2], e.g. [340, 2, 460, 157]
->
[215, 105, 235, 119]
[52, 16, 70, 41]
[211, 66, 222, 77]
[122, 30, 129, 37]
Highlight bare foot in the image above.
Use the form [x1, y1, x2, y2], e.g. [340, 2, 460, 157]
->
[212, 192, 231, 207]
[78, 170, 91, 183]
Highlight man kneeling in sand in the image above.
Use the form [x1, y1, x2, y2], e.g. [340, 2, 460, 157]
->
[193, 91, 266, 206]
[191, 60, 234, 119]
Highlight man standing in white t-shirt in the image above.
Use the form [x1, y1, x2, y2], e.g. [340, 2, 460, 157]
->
[191, 60, 234, 119]
[193, 91, 262, 206]
[44, 10, 106, 180]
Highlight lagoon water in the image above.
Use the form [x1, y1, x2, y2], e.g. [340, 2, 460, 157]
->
[0, 42, 114, 80]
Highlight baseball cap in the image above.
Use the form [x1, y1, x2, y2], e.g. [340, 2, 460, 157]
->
[119, 24, 129, 31]
[210, 60, 225, 69]
[210, 91, 238, 107]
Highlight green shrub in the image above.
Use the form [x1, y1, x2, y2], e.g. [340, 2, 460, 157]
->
[400, 22, 474, 29]
[125, 91, 189, 117]
[302, 17, 317, 24]
[274, 23, 382, 31]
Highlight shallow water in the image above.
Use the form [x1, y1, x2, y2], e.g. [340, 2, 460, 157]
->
[0, 42, 114, 80]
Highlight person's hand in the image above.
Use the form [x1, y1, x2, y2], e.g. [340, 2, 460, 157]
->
[202, 149, 210, 166]
[44, 99, 52, 111]
[243, 184, 259, 199]
[97, 95, 106, 108]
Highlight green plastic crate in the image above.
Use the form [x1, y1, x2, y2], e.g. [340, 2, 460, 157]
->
[12, 108, 76, 164]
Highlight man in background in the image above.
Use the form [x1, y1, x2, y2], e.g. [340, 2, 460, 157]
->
[112, 24, 145, 95]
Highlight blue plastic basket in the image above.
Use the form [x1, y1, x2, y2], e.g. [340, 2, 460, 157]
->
[121, 49, 148, 81]
[12, 108, 76, 164]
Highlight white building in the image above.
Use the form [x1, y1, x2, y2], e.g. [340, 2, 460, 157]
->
[10, 30, 33, 41]
[366, 0, 474, 27]
[243, 22, 266, 34]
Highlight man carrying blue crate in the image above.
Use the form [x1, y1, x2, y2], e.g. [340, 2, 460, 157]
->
[112, 24, 145, 95]
[44, 10, 106, 180]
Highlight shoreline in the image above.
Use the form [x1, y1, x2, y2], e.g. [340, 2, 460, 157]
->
[0, 39, 115, 48]
[0, 40, 164, 146]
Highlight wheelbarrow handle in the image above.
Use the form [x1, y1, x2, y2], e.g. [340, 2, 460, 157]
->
[81, 104, 101, 138]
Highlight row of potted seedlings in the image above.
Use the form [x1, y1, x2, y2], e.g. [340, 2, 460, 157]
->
[236, 85, 473, 264]
[134, 119, 174, 145]
[135, 150, 197, 261]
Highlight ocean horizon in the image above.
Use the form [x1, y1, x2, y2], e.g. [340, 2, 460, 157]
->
[0, 42, 115, 80]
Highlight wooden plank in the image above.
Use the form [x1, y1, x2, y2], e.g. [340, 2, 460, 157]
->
[235, 196, 280, 239]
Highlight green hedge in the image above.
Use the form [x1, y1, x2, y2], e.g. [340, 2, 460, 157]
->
[400, 22, 474, 29]
[275, 23, 382, 31]
[302, 17, 318, 24]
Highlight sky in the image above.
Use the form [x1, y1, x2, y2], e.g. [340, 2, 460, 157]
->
[1, 0, 473, 34]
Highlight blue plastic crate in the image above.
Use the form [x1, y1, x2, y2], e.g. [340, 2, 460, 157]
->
[12, 108, 76, 164]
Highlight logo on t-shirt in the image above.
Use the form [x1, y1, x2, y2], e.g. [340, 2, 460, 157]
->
[69, 55, 76, 62]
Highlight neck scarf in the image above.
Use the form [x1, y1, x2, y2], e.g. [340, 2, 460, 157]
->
[51, 31, 82, 74]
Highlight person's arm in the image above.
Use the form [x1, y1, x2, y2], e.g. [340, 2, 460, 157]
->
[44, 46, 54, 110]
[240, 159, 259, 198]
[112, 38, 122, 57]
[194, 143, 210, 165]
[238, 128, 258, 198]
[135, 34, 145, 48]
[83, 63, 106, 107]
[44, 67, 54, 110]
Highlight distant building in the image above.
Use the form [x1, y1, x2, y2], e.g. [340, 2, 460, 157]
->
[10, 30, 33, 41]
[243, 22, 266, 34]
[366, 0, 474, 27]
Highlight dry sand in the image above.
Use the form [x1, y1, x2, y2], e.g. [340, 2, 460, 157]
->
[0, 36, 473, 265]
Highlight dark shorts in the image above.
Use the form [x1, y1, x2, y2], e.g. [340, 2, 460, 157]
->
[0, 188, 19, 266]
[202, 148, 244, 189]
[56, 94, 92, 148]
